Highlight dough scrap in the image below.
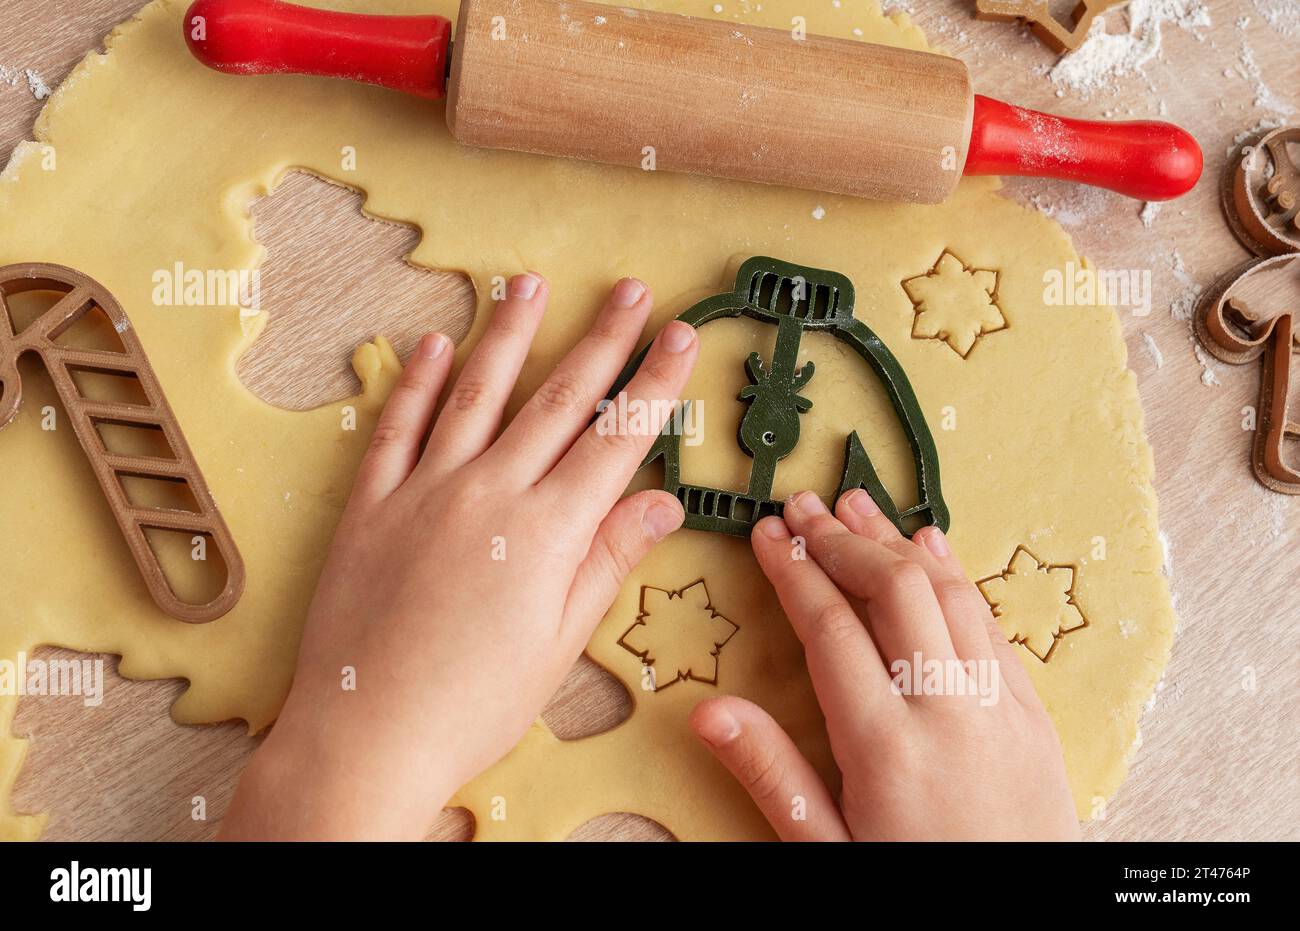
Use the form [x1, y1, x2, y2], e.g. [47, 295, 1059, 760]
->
[0, 0, 1176, 840]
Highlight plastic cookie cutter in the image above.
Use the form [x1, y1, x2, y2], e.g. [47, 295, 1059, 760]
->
[974, 0, 1126, 53]
[605, 257, 949, 538]
[1222, 126, 1300, 258]
[1194, 254, 1300, 495]
[0, 263, 245, 621]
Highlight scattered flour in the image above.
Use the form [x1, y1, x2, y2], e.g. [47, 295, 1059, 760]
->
[1049, 0, 1212, 94]
[1166, 251, 1223, 386]
[1159, 530, 1174, 577]
[1229, 117, 1287, 156]
[0, 64, 52, 100]
[1193, 343, 1221, 385]
[1024, 183, 1113, 228]
[916, 9, 972, 46]
[811, 205, 826, 220]
[1168, 249, 1200, 321]
[1252, 0, 1300, 37]
[25, 70, 51, 100]
[1139, 201, 1161, 227]
[0, 140, 40, 183]
[1142, 332, 1165, 368]
[1157, 530, 1182, 623]
[1143, 677, 1188, 717]
[1228, 40, 1295, 115]
[1228, 480, 1294, 546]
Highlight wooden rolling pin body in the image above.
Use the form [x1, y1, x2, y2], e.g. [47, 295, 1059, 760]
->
[446, 0, 973, 203]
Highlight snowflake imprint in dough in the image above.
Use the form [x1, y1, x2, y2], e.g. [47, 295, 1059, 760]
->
[617, 579, 739, 691]
[977, 546, 1089, 663]
[902, 250, 1008, 357]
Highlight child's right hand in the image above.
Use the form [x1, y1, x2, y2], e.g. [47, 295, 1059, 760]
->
[220, 273, 699, 840]
[690, 490, 1082, 841]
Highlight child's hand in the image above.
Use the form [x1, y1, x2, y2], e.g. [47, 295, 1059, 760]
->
[221, 274, 698, 839]
[690, 490, 1082, 841]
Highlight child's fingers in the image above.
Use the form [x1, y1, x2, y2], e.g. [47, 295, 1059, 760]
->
[492, 278, 654, 480]
[834, 492, 996, 666]
[351, 333, 453, 505]
[782, 491, 959, 668]
[558, 490, 683, 650]
[690, 696, 851, 842]
[750, 515, 897, 725]
[418, 273, 548, 478]
[908, 526, 1040, 708]
[833, 491, 1037, 706]
[834, 488, 907, 544]
[542, 320, 698, 513]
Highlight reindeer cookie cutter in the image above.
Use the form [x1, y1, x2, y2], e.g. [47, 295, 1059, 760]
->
[605, 257, 949, 538]
[0, 263, 245, 621]
[975, 0, 1126, 54]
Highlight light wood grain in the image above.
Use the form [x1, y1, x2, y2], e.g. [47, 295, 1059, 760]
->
[239, 170, 475, 410]
[3, 0, 1297, 841]
[448, 0, 972, 202]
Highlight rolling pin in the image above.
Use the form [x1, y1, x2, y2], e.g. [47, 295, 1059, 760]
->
[183, 0, 1202, 203]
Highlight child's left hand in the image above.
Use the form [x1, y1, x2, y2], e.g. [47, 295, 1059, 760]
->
[221, 273, 698, 839]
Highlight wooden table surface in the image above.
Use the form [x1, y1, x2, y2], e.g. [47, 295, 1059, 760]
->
[2, 0, 1295, 841]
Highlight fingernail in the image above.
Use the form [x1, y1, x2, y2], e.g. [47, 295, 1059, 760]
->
[661, 320, 696, 353]
[612, 277, 647, 308]
[790, 491, 826, 516]
[920, 527, 952, 557]
[695, 709, 741, 747]
[847, 488, 880, 517]
[509, 272, 542, 300]
[417, 333, 448, 360]
[643, 502, 682, 541]
[756, 516, 788, 540]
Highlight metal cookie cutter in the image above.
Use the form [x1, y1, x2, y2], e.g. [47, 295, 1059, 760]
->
[1194, 254, 1300, 495]
[0, 263, 245, 621]
[1222, 126, 1300, 258]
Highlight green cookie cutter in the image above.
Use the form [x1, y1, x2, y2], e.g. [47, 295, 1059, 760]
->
[606, 257, 950, 538]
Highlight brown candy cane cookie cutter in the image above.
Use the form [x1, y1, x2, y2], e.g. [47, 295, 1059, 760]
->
[1221, 126, 1300, 258]
[1194, 254, 1300, 495]
[974, 0, 1126, 53]
[0, 263, 245, 621]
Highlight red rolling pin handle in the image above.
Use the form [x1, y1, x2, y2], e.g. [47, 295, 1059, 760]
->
[965, 95, 1202, 201]
[184, 0, 452, 99]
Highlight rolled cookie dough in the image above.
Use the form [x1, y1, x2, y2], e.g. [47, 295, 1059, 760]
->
[0, 0, 1175, 840]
